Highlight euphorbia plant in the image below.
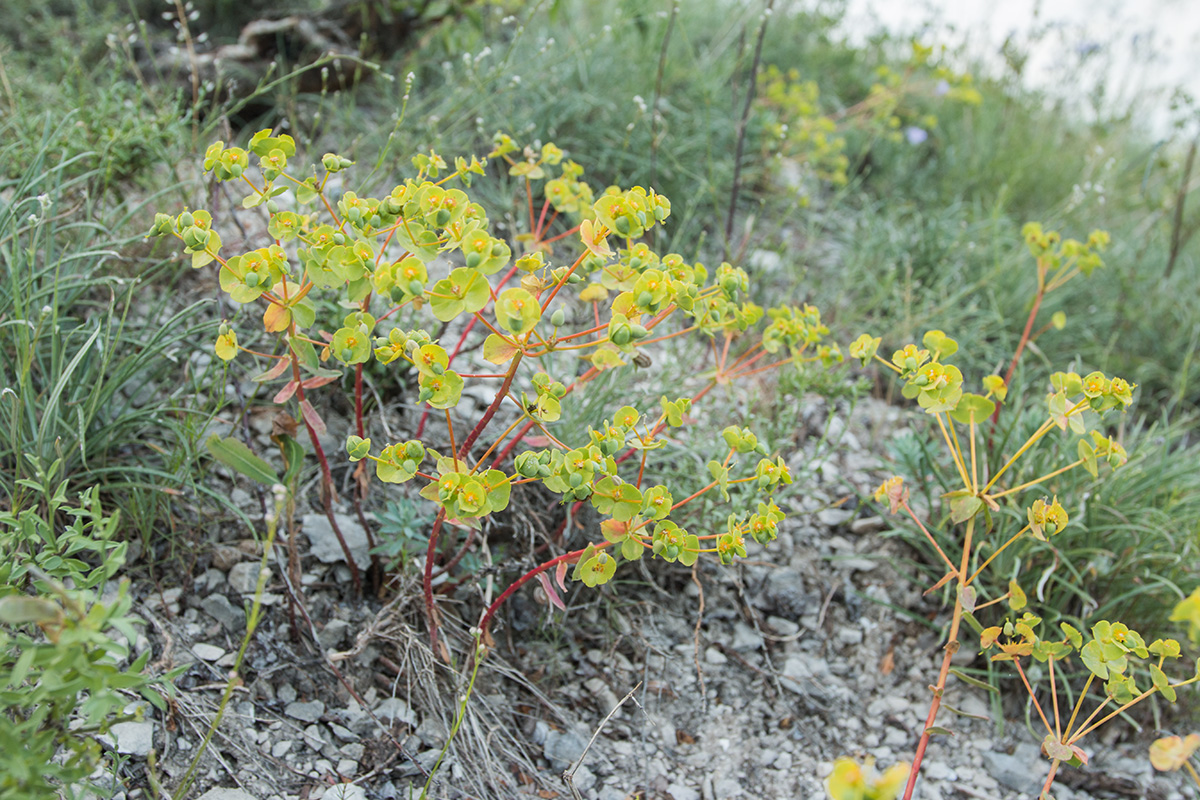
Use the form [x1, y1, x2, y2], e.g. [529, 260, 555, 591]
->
[151, 130, 838, 655]
[832, 227, 1198, 800]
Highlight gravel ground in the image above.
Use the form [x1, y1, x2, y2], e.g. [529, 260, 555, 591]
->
[87, 393, 1194, 800]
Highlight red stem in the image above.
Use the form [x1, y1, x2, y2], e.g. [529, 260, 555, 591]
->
[423, 509, 447, 653]
[534, 198, 552, 239]
[424, 354, 524, 649]
[478, 541, 611, 635]
[291, 358, 362, 594]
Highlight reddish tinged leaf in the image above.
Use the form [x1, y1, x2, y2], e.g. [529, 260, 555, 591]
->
[959, 585, 977, 613]
[253, 357, 292, 382]
[924, 570, 957, 596]
[273, 380, 299, 404]
[536, 572, 566, 611]
[300, 399, 327, 435]
[263, 303, 291, 332]
[555, 560, 569, 592]
[301, 375, 339, 390]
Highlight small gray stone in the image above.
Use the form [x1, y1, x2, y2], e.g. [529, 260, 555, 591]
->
[197, 789, 257, 800]
[666, 783, 700, 800]
[760, 569, 815, 617]
[271, 740, 293, 758]
[816, 508, 854, 528]
[302, 513, 369, 568]
[980, 743, 1046, 793]
[703, 646, 728, 665]
[375, 697, 417, 727]
[108, 721, 154, 756]
[850, 515, 886, 534]
[303, 723, 328, 750]
[277, 684, 297, 705]
[285, 700, 325, 723]
[328, 723, 355, 742]
[228, 562, 265, 594]
[192, 643, 226, 662]
[835, 627, 864, 646]
[416, 717, 448, 748]
[780, 653, 834, 698]
[837, 557, 879, 572]
[730, 622, 764, 651]
[712, 778, 743, 798]
[544, 729, 588, 769]
[201, 594, 245, 632]
[211, 545, 241, 572]
[923, 762, 956, 781]
[318, 619, 350, 650]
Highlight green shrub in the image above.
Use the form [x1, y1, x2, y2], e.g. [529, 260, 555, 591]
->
[0, 468, 171, 800]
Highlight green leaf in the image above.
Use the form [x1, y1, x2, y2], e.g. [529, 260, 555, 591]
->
[1061, 623, 1083, 650]
[620, 537, 643, 561]
[206, 435, 279, 485]
[950, 495, 984, 524]
[707, 460, 730, 502]
[279, 435, 305, 488]
[483, 334, 519, 365]
[1080, 640, 1109, 680]
[678, 534, 700, 566]
[1078, 439, 1098, 479]
[922, 329, 958, 358]
[949, 668, 999, 693]
[948, 393, 995, 425]
[289, 335, 320, 374]
[1042, 735, 1074, 762]
[1008, 579, 1027, 611]
[572, 544, 598, 582]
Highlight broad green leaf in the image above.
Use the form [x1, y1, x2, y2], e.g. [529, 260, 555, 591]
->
[1008, 580, 1027, 611]
[483, 334, 519, 365]
[1080, 640, 1109, 679]
[206, 435, 279, 485]
[950, 495, 984, 524]
[948, 393, 995, 425]
[1078, 439, 1098, 479]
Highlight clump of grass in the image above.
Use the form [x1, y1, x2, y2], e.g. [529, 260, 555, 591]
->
[0, 117, 222, 537]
